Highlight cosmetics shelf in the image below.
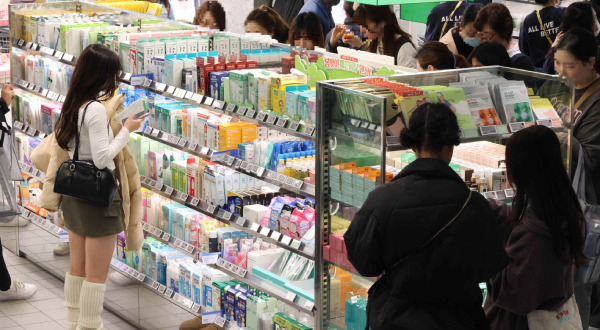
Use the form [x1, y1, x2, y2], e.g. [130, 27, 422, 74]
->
[18, 161, 45, 182]
[12, 38, 77, 66]
[326, 261, 376, 284]
[214, 256, 316, 316]
[13, 78, 66, 104]
[140, 177, 314, 259]
[137, 126, 315, 198]
[13, 120, 47, 140]
[109, 258, 203, 315]
[142, 221, 200, 258]
[118, 73, 315, 141]
[210, 316, 243, 330]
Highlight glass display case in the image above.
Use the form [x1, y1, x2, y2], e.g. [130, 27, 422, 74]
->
[316, 67, 573, 329]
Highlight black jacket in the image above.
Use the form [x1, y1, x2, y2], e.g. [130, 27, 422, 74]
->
[344, 158, 508, 330]
[518, 7, 565, 70]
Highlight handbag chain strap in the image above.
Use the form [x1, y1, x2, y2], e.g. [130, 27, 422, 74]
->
[73, 101, 97, 161]
[387, 190, 473, 271]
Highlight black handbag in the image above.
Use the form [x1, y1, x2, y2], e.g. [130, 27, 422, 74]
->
[53, 101, 118, 207]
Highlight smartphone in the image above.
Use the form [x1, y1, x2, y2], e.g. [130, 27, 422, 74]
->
[135, 112, 151, 119]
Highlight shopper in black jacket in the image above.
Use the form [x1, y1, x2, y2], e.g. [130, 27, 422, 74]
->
[344, 103, 508, 330]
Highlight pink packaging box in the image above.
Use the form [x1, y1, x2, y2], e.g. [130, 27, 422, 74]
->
[323, 245, 331, 261]
[330, 234, 344, 252]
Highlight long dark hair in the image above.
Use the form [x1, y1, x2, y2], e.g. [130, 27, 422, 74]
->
[289, 12, 325, 49]
[55, 44, 121, 151]
[504, 125, 586, 266]
[416, 41, 470, 70]
[561, 2, 595, 34]
[193, 1, 226, 30]
[245, 5, 289, 43]
[354, 4, 414, 57]
[400, 103, 460, 152]
[468, 42, 512, 67]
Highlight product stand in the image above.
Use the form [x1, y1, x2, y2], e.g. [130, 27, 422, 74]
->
[316, 66, 573, 328]
[4, 1, 576, 329]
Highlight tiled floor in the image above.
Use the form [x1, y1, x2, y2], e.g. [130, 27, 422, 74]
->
[1, 246, 138, 330]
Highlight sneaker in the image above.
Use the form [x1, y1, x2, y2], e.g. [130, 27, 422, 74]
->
[53, 242, 70, 256]
[0, 280, 37, 301]
[108, 271, 136, 286]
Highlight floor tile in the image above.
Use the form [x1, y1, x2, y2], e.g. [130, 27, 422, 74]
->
[22, 321, 65, 330]
[0, 316, 18, 327]
[0, 302, 38, 316]
[29, 297, 65, 310]
[9, 311, 52, 325]
[40, 307, 67, 321]
[26, 289, 59, 302]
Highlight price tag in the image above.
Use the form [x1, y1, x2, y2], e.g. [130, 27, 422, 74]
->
[174, 238, 184, 248]
[143, 222, 149, 231]
[25, 42, 32, 48]
[260, 227, 271, 236]
[536, 119, 554, 128]
[288, 121, 300, 132]
[509, 122, 527, 133]
[31, 43, 38, 50]
[151, 281, 160, 290]
[266, 115, 277, 125]
[245, 109, 256, 119]
[162, 232, 171, 241]
[164, 288, 174, 298]
[216, 258, 226, 268]
[121, 72, 131, 82]
[224, 155, 235, 167]
[142, 78, 152, 88]
[62, 54, 74, 62]
[154, 181, 164, 191]
[190, 197, 200, 206]
[174, 88, 185, 98]
[281, 235, 292, 245]
[225, 103, 235, 112]
[154, 82, 166, 91]
[214, 316, 226, 327]
[270, 231, 281, 241]
[285, 177, 295, 186]
[60, 96, 66, 103]
[144, 126, 153, 135]
[224, 262, 234, 271]
[192, 93, 202, 102]
[178, 138, 188, 148]
[240, 161, 249, 171]
[285, 292, 297, 302]
[151, 129, 160, 138]
[290, 239, 302, 249]
[158, 284, 167, 294]
[256, 112, 268, 122]
[230, 265, 239, 273]
[304, 301, 315, 311]
[155, 228, 164, 237]
[277, 174, 287, 184]
[203, 97, 214, 106]
[233, 159, 242, 169]
[170, 135, 180, 145]
[27, 127, 37, 136]
[250, 223, 260, 232]
[255, 167, 265, 178]
[304, 126, 315, 137]
[189, 143, 199, 152]
[179, 193, 189, 202]
[236, 217, 246, 227]
[161, 133, 171, 142]
[166, 86, 176, 94]
[479, 125, 498, 136]
[200, 147, 210, 156]
[185, 244, 194, 253]
[504, 188, 515, 198]
[165, 186, 174, 195]
[184, 91, 193, 100]
[236, 107, 247, 116]
[127, 268, 135, 276]
[14, 122, 23, 129]
[192, 303, 201, 313]
[207, 204, 216, 214]
[18, 39, 24, 46]
[235, 268, 247, 278]
[212, 100, 225, 110]
[222, 211, 232, 221]
[276, 118, 288, 128]
[292, 180, 304, 190]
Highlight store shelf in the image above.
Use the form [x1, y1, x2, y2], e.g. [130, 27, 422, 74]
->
[137, 127, 315, 198]
[12, 38, 77, 66]
[13, 78, 66, 104]
[326, 261, 375, 284]
[109, 258, 203, 315]
[120, 75, 315, 141]
[18, 161, 45, 182]
[141, 221, 200, 258]
[18, 205, 66, 237]
[140, 177, 315, 259]
[215, 257, 316, 316]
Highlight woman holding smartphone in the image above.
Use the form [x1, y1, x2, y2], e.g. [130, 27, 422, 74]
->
[44, 44, 144, 330]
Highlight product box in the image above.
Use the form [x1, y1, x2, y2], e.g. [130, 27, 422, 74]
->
[229, 70, 249, 106]
[210, 71, 229, 100]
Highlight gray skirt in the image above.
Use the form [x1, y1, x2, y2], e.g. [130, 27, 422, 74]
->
[62, 192, 124, 237]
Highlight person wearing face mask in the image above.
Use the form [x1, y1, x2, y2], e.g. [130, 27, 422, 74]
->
[298, 0, 338, 40]
[439, 3, 484, 59]
[474, 3, 535, 72]
[192, 0, 225, 31]
[288, 12, 325, 50]
[542, 2, 598, 74]
[518, 0, 565, 72]
[553, 28, 600, 329]
[354, 4, 417, 68]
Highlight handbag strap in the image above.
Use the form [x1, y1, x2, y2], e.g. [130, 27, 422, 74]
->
[439, 1, 463, 40]
[73, 101, 97, 161]
[387, 190, 473, 271]
[536, 10, 553, 46]
[574, 79, 600, 110]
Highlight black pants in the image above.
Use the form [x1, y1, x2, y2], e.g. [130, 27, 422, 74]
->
[0, 236, 11, 291]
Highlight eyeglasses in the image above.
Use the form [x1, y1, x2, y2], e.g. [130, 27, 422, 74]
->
[476, 30, 496, 41]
